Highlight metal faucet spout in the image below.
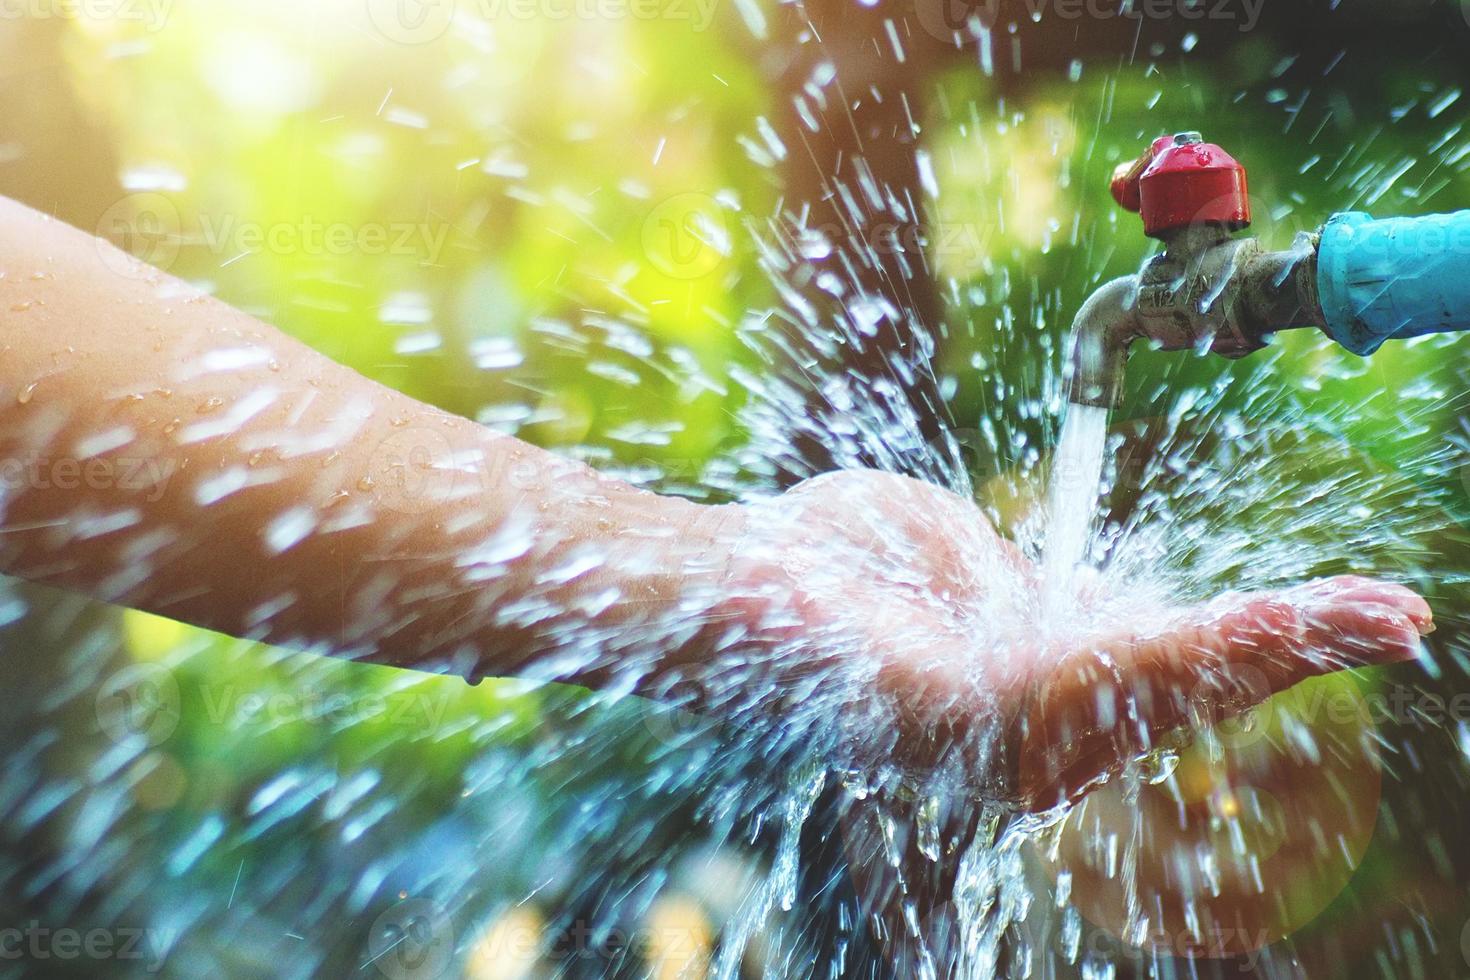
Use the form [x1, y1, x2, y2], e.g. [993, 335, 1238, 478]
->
[1065, 277, 1142, 410]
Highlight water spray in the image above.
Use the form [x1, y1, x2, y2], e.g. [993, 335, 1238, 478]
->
[1046, 131, 1470, 596]
[1067, 131, 1470, 409]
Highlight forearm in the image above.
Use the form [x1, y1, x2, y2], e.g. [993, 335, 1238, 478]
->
[0, 195, 740, 687]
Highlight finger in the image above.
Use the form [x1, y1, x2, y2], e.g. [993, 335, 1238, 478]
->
[1013, 577, 1432, 809]
[1288, 576, 1433, 635]
[1079, 577, 1428, 720]
[1190, 579, 1429, 685]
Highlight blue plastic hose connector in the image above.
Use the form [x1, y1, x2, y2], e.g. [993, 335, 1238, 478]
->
[1317, 210, 1470, 355]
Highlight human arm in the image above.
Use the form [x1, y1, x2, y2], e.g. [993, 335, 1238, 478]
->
[0, 194, 739, 687]
[0, 195, 1433, 810]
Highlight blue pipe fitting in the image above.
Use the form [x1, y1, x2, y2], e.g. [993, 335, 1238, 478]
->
[1317, 210, 1470, 355]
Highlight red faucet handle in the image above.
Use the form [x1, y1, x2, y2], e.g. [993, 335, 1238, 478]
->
[1110, 133, 1251, 239]
[1109, 135, 1175, 214]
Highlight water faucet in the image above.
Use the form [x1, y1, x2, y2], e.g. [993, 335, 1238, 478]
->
[1067, 132, 1470, 408]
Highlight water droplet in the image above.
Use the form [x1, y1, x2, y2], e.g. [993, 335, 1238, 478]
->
[1140, 748, 1180, 785]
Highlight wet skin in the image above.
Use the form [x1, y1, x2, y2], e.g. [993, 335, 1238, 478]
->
[737, 470, 1431, 809]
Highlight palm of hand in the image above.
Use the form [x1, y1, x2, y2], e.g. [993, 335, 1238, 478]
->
[737, 470, 1430, 810]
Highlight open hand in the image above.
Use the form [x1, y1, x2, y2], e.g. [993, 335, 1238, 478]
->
[727, 470, 1432, 810]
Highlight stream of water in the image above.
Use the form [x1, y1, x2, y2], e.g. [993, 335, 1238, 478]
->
[1039, 402, 1112, 615]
